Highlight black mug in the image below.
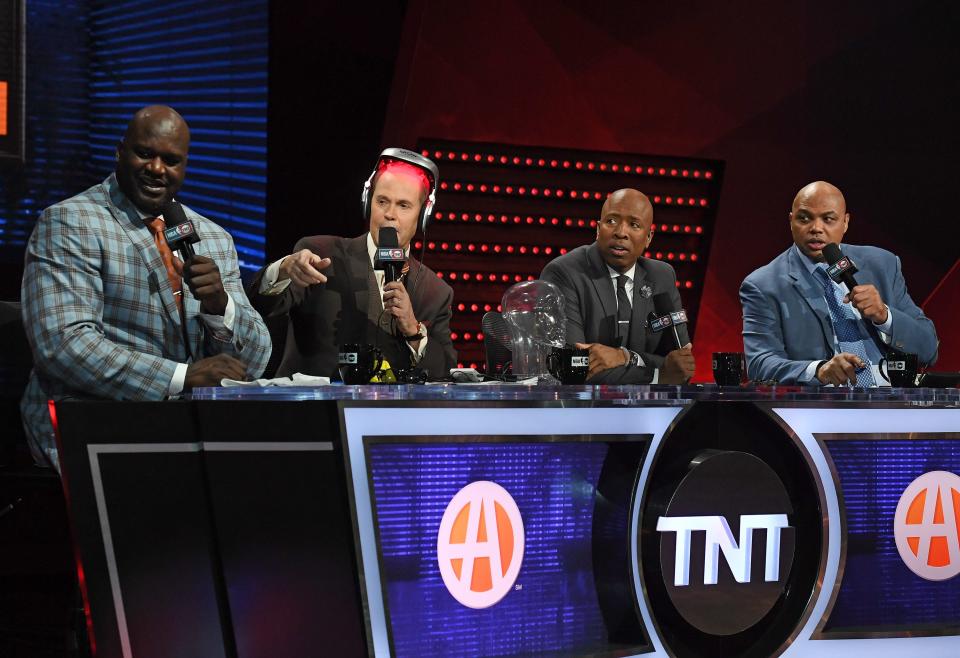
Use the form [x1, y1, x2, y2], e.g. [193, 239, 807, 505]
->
[547, 346, 590, 384]
[712, 352, 745, 386]
[880, 351, 918, 388]
[338, 344, 384, 384]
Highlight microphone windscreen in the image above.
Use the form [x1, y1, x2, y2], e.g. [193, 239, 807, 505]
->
[651, 292, 675, 316]
[162, 200, 188, 226]
[378, 226, 399, 248]
[822, 242, 843, 265]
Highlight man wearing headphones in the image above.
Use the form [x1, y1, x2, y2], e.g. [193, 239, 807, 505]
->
[249, 149, 457, 380]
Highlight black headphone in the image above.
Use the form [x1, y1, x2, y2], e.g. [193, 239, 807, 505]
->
[361, 148, 440, 233]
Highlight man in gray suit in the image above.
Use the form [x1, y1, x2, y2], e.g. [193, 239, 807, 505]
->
[21, 106, 271, 469]
[541, 188, 696, 384]
[740, 181, 938, 385]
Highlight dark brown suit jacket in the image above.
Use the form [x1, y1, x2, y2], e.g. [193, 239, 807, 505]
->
[249, 234, 457, 379]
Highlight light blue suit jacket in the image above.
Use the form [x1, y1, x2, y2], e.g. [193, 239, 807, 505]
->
[740, 244, 938, 384]
[20, 174, 272, 467]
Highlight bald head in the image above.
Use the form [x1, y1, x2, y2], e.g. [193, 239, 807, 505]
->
[792, 181, 846, 216]
[601, 188, 652, 218]
[116, 105, 190, 214]
[596, 188, 654, 272]
[789, 180, 850, 261]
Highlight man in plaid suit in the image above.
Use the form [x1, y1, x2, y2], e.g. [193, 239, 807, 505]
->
[20, 105, 271, 469]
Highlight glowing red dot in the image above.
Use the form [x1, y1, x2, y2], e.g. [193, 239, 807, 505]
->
[493, 245, 501, 252]
[594, 192, 602, 200]
[447, 152, 455, 160]
[563, 161, 571, 168]
[658, 168, 666, 175]
[543, 188, 552, 196]
[434, 151, 442, 158]
[500, 156, 508, 164]
[575, 161, 583, 169]
[451, 332, 459, 339]
[507, 246, 515, 253]
[624, 165, 632, 172]
[514, 275, 522, 282]
[460, 153, 468, 160]
[577, 219, 585, 227]
[497, 305, 503, 312]
[453, 183, 462, 191]
[512, 156, 521, 164]
[560, 248, 568, 255]
[705, 171, 713, 179]
[487, 155, 495, 163]
[587, 162, 595, 170]
[484, 304, 492, 312]
[653, 196, 661, 203]
[550, 160, 558, 167]
[530, 188, 539, 196]
[526, 217, 534, 224]
[519, 246, 527, 254]
[682, 169, 689, 177]
[525, 158, 533, 165]
[545, 247, 553, 254]
[693, 170, 701, 178]
[667, 252, 674, 260]
[679, 253, 686, 260]
[466, 184, 474, 192]
[589, 220, 597, 228]
[474, 274, 482, 281]
[538, 217, 546, 225]
[480, 244, 488, 252]
[684, 226, 691, 233]
[599, 163, 607, 171]
[488, 274, 496, 281]
[436, 272, 444, 278]
[670, 169, 678, 176]
[691, 254, 698, 261]
[449, 272, 457, 280]
[700, 199, 708, 207]
[428, 241, 436, 249]
[501, 275, 509, 282]
[460, 213, 468, 220]
[454, 243, 462, 251]
[505, 186, 513, 194]
[656, 252, 663, 259]
[565, 219, 573, 226]
[434, 212, 444, 220]
[474, 154, 481, 162]
[440, 182, 449, 190]
[660, 224, 668, 232]
[675, 281, 680, 288]
[695, 226, 703, 234]
[644, 251, 651, 258]
[677, 198, 685, 205]
[665, 196, 673, 204]
[537, 159, 545, 166]
[685, 281, 693, 288]
[611, 164, 619, 172]
[518, 187, 526, 195]
[647, 167, 655, 174]
[551, 218, 559, 225]
[673, 225, 680, 232]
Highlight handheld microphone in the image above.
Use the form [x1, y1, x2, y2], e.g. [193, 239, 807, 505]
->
[648, 292, 690, 349]
[375, 227, 406, 284]
[161, 200, 200, 261]
[822, 243, 859, 289]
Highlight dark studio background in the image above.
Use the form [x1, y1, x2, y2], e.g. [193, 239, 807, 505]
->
[1, 0, 958, 364]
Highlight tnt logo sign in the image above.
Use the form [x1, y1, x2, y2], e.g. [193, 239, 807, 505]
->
[653, 451, 795, 635]
[437, 481, 524, 609]
[571, 356, 589, 367]
[894, 471, 960, 581]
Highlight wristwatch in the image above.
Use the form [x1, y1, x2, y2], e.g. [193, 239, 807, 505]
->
[403, 322, 427, 342]
[621, 347, 643, 367]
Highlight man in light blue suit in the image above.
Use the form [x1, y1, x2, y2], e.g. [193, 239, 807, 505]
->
[740, 181, 938, 385]
[20, 106, 271, 469]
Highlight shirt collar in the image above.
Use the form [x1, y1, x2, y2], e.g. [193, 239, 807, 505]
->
[366, 231, 411, 269]
[606, 262, 637, 282]
[794, 244, 832, 276]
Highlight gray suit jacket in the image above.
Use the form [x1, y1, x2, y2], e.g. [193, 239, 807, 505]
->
[740, 244, 939, 383]
[541, 243, 687, 383]
[21, 174, 272, 468]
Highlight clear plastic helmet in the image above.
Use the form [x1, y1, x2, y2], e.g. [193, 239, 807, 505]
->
[501, 280, 566, 378]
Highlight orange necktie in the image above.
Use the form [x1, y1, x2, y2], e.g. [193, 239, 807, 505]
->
[146, 217, 183, 313]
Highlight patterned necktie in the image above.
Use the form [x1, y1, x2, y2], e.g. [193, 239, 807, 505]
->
[616, 274, 632, 346]
[145, 217, 183, 313]
[814, 266, 876, 386]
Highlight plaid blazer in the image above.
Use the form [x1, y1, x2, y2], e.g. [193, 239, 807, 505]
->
[20, 174, 271, 467]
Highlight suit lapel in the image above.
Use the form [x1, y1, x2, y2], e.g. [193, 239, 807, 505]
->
[105, 177, 184, 331]
[344, 234, 373, 328]
[586, 244, 618, 341]
[628, 261, 653, 349]
[787, 248, 833, 351]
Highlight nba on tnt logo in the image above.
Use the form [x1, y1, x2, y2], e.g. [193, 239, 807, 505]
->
[437, 481, 524, 609]
[894, 471, 960, 581]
